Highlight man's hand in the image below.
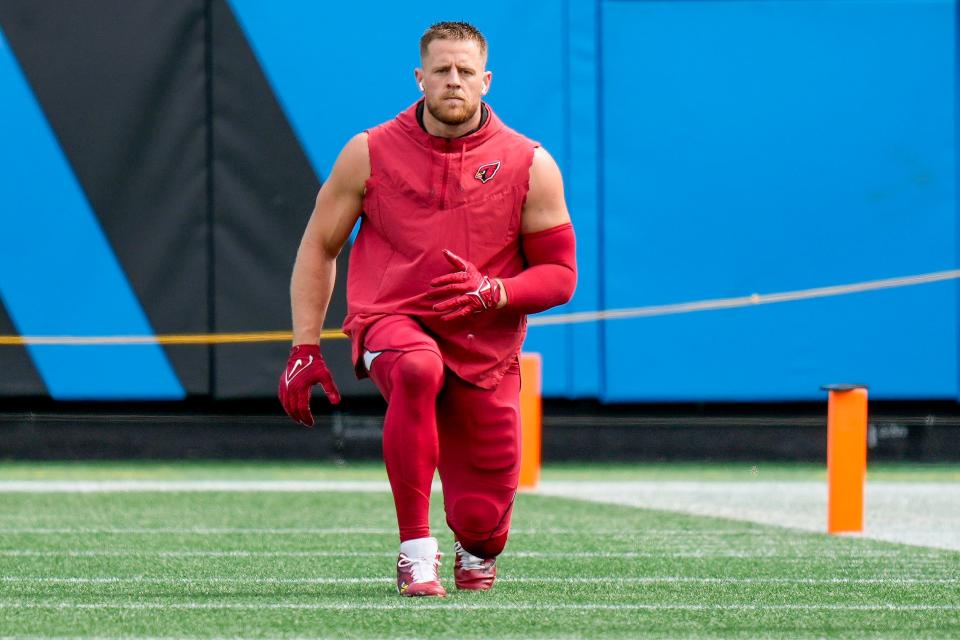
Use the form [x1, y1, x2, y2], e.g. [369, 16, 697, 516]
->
[426, 250, 502, 322]
[278, 344, 341, 427]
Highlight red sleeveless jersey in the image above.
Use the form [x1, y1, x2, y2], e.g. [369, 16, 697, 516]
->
[343, 101, 538, 389]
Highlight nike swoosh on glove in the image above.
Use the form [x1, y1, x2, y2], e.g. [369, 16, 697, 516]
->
[426, 249, 502, 322]
[278, 344, 341, 427]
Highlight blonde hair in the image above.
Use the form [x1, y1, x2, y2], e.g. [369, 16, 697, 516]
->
[419, 21, 487, 60]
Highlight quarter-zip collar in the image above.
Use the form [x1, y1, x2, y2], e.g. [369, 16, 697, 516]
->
[398, 99, 501, 151]
[415, 100, 490, 138]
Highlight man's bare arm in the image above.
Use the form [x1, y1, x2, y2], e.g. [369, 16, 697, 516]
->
[291, 133, 370, 344]
[520, 147, 572, 234]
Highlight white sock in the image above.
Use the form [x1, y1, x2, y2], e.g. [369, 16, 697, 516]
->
[400, 536, 438, 559]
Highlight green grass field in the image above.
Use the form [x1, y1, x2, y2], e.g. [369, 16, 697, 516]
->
[0, 463, 957, 639]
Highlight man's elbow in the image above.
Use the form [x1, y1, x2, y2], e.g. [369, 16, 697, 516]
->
[555, 266, 577, 306]
[298, 234, 341, 263]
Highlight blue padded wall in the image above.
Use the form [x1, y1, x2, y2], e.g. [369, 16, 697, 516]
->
[598, 0, 956, 401]
[2, 0, 954, 401]
[230, 0, 956, 401]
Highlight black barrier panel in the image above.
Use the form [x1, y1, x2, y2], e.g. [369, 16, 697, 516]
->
[0, 0, 210, 396]
[0, 0, 379, 401]
[0, 301, 45, 396]
[210, 0, 374, 399]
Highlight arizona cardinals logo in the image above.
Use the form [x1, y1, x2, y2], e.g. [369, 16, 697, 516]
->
[475, 161, 501, 184]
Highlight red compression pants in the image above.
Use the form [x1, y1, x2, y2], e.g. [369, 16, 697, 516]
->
[362, 315, 521, 558]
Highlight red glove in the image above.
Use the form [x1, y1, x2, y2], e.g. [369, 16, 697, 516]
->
[426, 249, 502, 321]
[278, 344, 341, 427]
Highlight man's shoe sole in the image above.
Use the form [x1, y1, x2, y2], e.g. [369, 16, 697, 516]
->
[398, 584, 447, 597]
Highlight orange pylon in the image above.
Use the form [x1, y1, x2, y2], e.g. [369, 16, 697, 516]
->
[823, 384, 868, 534]
[519, 353, 542, 490]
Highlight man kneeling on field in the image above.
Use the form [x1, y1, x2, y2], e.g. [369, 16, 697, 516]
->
[278, 21, 577, 597]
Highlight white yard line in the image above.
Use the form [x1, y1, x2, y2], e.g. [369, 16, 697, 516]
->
[0, 481, 394, 492]
[0, 527, 400, 535]
[1, 576, 956, 585]
[0, 602, 957, 611]
[537, 481, 960, 552]
[0, 527, 761, 535]
[0, 550, 936, 559]
[0, 638, 360, 640]
[0, 638, 349, 640]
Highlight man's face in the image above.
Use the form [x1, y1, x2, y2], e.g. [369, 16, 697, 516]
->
[417, 39, 491, 126]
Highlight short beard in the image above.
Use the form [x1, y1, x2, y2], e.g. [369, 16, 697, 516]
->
[425, 95, 479, 126]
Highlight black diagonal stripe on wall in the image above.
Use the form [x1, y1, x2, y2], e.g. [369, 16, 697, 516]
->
[0, 0, 210, 395]
[0, 301, 46, 396]
[211, 0, 371, 398]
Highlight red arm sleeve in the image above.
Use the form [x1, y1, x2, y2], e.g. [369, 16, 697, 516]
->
[500, 222, 577, 314]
